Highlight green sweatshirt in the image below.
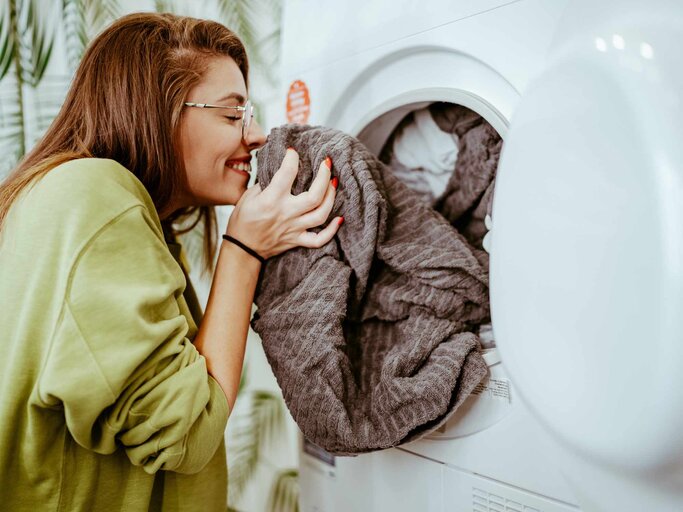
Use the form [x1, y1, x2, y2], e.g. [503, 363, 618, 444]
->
[0, 158, 229, 511]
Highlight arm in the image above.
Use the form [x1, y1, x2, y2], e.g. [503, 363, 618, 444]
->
[40, 206, 228, 474]
[192, 150, 342, 410]
[193, 241, 261, 411]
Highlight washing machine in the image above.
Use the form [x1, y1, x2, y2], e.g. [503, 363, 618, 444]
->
[272, 0, 683, 511]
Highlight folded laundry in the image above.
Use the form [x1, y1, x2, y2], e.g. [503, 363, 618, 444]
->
[252, 124, 490, 454]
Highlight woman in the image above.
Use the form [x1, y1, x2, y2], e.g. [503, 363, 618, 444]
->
[0, 12, 341, 511]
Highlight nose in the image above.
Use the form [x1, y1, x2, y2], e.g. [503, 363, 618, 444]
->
[242, 117, 267, 151]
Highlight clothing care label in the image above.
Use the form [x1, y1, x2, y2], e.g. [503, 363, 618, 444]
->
[471, 377, 512, 403]
[286, 80, 311, 124]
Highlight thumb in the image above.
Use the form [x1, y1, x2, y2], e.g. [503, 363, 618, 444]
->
[240, 183, 262, 202]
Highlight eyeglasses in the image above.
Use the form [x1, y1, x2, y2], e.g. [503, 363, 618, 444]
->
[183, 99, 255, 141]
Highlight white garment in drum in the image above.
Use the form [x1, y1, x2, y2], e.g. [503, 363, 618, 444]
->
[387, 107, 458, 201]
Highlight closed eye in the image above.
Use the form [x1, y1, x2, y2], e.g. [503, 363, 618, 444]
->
[224, 115, 241, 122]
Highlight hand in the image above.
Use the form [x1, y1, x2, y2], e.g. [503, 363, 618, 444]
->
[225, 148, 342, 259]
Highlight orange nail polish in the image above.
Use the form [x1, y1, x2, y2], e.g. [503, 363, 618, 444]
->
[324, 156, 332, 169]
[331, 176, 339, 189]
[337, 216, 344, 226]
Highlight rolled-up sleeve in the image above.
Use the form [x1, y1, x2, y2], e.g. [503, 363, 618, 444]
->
[38, 205, 229, 474]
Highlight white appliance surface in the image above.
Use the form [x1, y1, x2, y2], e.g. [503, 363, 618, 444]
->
[278, 0, 683, 511]
[491, 0, 683, 510]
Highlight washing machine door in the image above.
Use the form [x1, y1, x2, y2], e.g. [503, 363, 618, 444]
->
[490, 0, 683, 483]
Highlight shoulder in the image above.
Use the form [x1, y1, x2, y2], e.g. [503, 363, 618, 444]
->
[38, 158, 156, 214]
[6, 158, 165, 257]
[27, 157, 161, 235]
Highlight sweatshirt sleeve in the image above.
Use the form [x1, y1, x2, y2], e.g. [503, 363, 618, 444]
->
[38, 205, 229, 475]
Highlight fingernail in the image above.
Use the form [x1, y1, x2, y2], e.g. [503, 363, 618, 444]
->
[337, 216, 344, 226]
[287, 146, 295, 152]
[324, 156, 332, 169]
[331, 176, 339, 189]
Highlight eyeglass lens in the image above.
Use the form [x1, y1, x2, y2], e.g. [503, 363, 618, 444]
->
[242, 101, 253, 139]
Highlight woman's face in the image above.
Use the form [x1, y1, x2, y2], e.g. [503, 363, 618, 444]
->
[178, 55, 266, 208]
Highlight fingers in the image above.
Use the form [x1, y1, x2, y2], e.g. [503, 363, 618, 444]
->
[268, 148, 300, 194]
[292, 176, 337, 230]
[247, 183, 262, 195]
[234, 182, 261, 208]
[297, 216, 344, 249]
[305, 157, 332, 203]
[292, 157, 332, 213]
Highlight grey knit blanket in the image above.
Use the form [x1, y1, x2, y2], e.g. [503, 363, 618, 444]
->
[251, 124, 489, 454]
[430, 103, 503, 266]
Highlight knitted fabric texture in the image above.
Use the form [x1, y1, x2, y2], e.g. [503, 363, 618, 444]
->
[430, 103, 503, 265]
[252, 124, 490, 454]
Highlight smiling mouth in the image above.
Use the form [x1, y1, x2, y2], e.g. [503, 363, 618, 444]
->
[226, 161, 251, 175]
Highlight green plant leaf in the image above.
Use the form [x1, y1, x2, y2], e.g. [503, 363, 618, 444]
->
[18, 0, 57, 87]
[238, 361, 248, 394]
[154, 0, 173, 13]
[81, 0, 121, 42]
[211, 0, 282, 133]
[227, 390, 285, 504]
[2, 0, 26, 158]
[62, 0, 86, 71]
[215, 0, 281, 88]
[267, 469, 299, 512]
[0, 0, 18, 80]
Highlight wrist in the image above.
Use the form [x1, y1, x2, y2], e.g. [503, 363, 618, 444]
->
[219, 238, 263, 270]
[222, 234, 266, 264]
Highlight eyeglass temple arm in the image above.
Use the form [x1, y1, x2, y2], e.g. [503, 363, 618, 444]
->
[184, 102, 245, 110]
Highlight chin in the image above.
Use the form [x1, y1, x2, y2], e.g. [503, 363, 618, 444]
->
[217, 190, 244, 207]
[193, 181, 247, 207]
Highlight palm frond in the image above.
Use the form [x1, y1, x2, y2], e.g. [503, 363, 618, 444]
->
[0, 0, 17, 80]
[28, 74, 70, 146]
[252, 27, 280, 88]
[62, 0, 86, 72]
[216, 0, 278, 74]
[155, 0, 206, 17]
[219, 0, 258, 45]
[1, 108, 25, 153]
[154, 0, 173, 13]
[238, 361, 248, 394]
[82, 0, 120, 42]
[0, 136, 24, 178]
[227, 390, 285, 503]
[267, 469, 299, 512]
[252, 390, 285, 446]
[215, 0, 240, 33]
[258, 0, 282, 12]
[213, 0, 281, 128]
[100, 0, 120, 22]
[2, 0, 25, 158]
[18, 0, 57, 87]
[0, 108, 23, 137]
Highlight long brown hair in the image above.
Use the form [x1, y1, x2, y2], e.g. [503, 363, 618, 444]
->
[0, 12, 250, 273]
